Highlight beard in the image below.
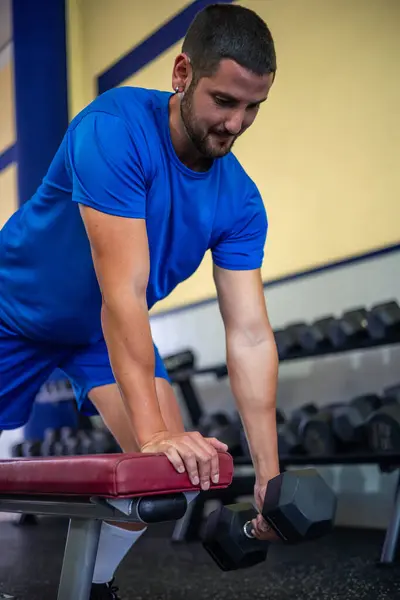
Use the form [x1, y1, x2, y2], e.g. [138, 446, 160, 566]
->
[179, 85, 237, 159]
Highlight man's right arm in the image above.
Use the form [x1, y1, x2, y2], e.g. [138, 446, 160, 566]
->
[79, 205, 228, 488]
[69, 111, 227, 488]
[79, 205, 167, 447]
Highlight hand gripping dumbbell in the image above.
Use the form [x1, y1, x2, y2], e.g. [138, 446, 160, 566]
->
[202, 468, 337, 571]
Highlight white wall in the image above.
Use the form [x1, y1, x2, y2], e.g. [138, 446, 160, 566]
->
[150, 249, 400, 530]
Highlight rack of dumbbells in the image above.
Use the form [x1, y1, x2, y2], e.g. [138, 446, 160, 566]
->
[11, 381, 120, 460]
[12, 422, 120, 459]
[168, 298, 400, 567]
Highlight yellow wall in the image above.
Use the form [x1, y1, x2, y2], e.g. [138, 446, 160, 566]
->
[0, 56, 18, 228]
[238, 0, 400, 282]
[67, 0, 191, 116]
[67, 0, 400, 313]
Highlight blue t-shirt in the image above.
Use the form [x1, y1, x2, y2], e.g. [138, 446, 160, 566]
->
[0, 87, 267, 345]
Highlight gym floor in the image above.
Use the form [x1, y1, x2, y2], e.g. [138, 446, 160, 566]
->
[0, 516, 398, 600]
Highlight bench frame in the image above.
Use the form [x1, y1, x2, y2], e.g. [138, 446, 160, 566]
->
[0, 492, 188, 600]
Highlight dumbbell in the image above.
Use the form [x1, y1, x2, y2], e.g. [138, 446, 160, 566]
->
[366, 300, 400, 341]
[202, 468, 337, 571]
[199, 412, 242, 457]
[332, 394, 382, 451]
[75, 430, 101, 454]
[295, 403, 346, 457]
[276, 408, 304, 456]
[289, 403, 318, 433]
[198, 412, 230, 433]
[41, 428, 63, 456]
[274, 322, 310, 359]
[366, 385, 400, 453]
[328, 307, 371, 348]
[272, 403, 320, 456]
[297, 316, 340, 352]
[11, 440, 42, 458]
[238, 410, 301, 459]
[89, 428, 118, 453]
[57, 427, 80, 455]
[164, 349, 196, 375]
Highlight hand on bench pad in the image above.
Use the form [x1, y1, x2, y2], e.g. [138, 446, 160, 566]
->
[0, 452, 233, 498]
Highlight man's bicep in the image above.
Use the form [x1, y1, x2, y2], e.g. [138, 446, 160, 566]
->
[67, 112, 148, 219]
[79, 205, 150, 302]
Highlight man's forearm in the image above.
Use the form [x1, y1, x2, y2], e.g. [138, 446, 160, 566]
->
[227, 335, 280, 485]
[101, 297, 168, 447]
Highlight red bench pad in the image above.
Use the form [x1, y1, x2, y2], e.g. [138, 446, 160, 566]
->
[0, 452, 233, 498]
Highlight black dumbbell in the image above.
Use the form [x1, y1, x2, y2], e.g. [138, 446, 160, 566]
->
[57, 427, 80, 455]
[274, 322, 310, 358]
[297, 316, 339, 352]
[11, 443, 24, 457]
[296, 404, 345, 457]
[275, 409, 300, 456]
[164, 350, 196, 375]
[276, 408, 304, 456]
[332, 394, 382, 451]
[366, 385, 400, 453]
[383, 384, 400, 405]
[10, 441, 41, 458]
[75, 430, 98, 454]
[202, 468, 337, 571]
[238, 410, 301, 459]
[20, 440, 42, 457]
[288, 404, 318, 437]
[41, 428, 63, 456]
[328, 308, 371, 348]
[198, 412, 230, 433]
[276, 404, 320, 456]
[199, 412, 242, 457]
[366, 300, 400, 341]
[89, 429, 116, 453]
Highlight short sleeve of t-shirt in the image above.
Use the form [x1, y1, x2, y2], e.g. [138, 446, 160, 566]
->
[66, 111, 149, 218]
[211, 182, 268, 271]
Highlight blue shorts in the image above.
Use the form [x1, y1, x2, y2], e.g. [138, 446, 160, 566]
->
[0, 317, 170, 430]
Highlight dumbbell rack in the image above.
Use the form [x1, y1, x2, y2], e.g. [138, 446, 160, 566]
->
[170, 331, 400, 566]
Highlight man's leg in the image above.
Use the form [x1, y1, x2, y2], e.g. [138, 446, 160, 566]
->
[89, 378, 186, 588]
[59, 340, 188, 590]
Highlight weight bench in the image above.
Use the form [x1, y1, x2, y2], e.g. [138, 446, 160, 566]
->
[0, 452, 233, 599]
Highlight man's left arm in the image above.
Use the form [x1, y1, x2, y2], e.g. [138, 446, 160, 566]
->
[213, 263, 280, 510]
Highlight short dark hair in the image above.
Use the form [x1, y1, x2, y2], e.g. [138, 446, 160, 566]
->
[182, 3, 276, 81]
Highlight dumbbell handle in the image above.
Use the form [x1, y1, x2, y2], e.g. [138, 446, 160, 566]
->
[243, 519, 275, 540]
[243, 521, 255, 539]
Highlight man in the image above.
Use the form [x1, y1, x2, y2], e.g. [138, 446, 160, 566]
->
[0, 3, 280, 598]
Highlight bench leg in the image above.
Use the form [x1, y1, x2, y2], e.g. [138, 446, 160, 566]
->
[379, 472, 400, 565]
[57, 518, 102, 600]
[171, 494, 206, 542]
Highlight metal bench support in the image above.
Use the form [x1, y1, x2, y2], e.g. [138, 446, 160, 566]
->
[57, 518, 102, 600]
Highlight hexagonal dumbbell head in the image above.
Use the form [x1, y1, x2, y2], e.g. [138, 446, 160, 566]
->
[262, 469, 337, 543]
[333, 395, 381, 444]
[202, 503, 270, 571]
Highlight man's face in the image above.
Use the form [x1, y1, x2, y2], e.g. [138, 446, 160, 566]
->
[180, 58, 274, 159]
